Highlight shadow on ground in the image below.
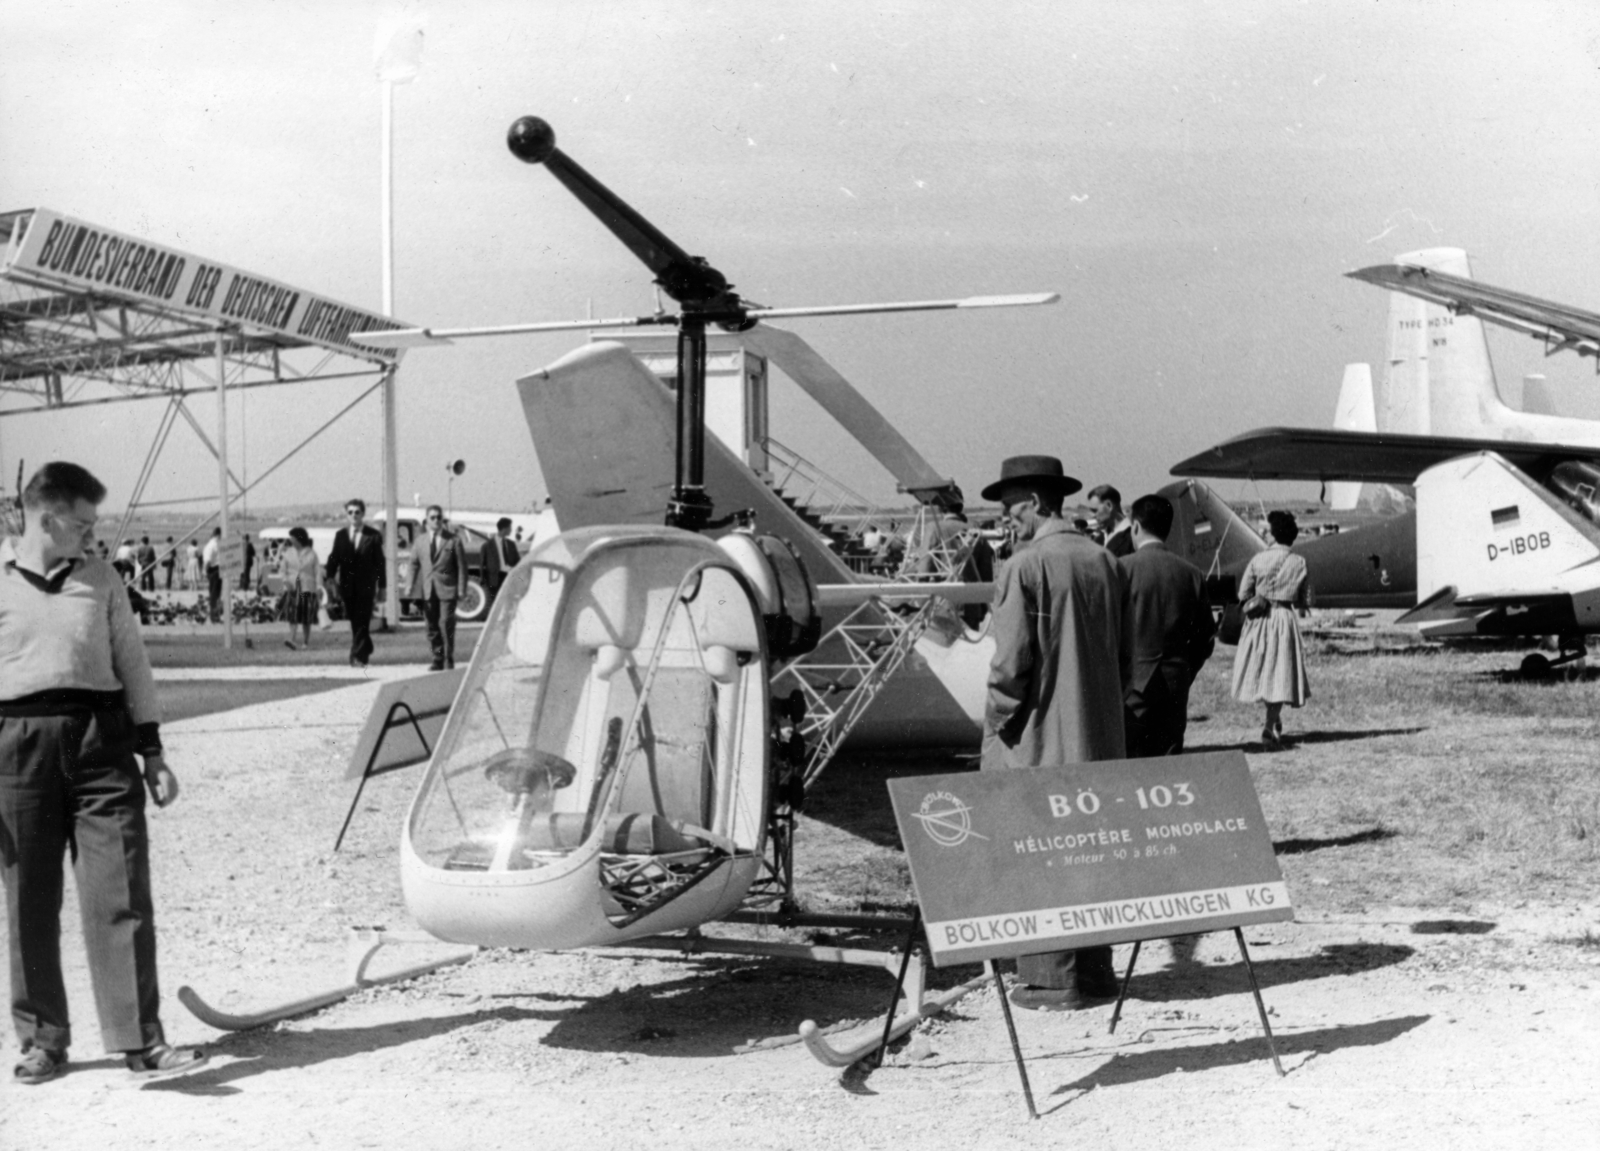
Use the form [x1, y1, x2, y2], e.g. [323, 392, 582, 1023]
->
[1120, 941, 1415, 1003]
[1274, 826, 1398, 855]
[801, 748, 977, 848]
[1044, 1013, 1429, 1104]
[140, 1006, 547, 1093]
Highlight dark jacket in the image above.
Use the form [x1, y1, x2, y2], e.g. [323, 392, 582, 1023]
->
[325, 525, 386, 602]
[1118, 540, 1215, 699]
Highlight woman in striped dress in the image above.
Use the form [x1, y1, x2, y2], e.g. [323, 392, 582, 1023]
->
[281, 527, 321, 651]
[1231, 510, 1311, 747]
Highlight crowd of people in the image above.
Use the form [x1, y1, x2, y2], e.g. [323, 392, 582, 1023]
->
[977, 458, 1311, 1013]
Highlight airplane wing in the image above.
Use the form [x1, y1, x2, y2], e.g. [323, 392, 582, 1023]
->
[1348, 262, 1600, 361]
[1170, 427, 1600, 484]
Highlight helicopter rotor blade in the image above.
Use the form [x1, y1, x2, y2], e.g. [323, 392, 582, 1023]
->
[742, 292, 1059, 321]
[351, 313, 677, 349]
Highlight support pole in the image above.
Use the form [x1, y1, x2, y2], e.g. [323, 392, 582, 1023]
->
[215, 330, 233, 650]
[1108, 939, 1143, 1035]
[1234, 927, 1285, 1077]
[986, 960, 1038, 1120]
[871, 909, 923, 1069]
[380, 80, 401, 629]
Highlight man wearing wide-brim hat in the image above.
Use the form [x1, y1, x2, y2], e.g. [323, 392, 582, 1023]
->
[981, 454, 1131, 1010]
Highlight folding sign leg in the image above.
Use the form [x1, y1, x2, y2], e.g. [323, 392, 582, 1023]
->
[1107, 939, 1142, 1035]
[1233, 927, 1285, 1077]
[986, 959, 1038, 1121]
[871, 909, 922, 1069]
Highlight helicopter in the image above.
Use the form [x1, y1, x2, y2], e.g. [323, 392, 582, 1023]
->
[178, 117, 1056, 1066]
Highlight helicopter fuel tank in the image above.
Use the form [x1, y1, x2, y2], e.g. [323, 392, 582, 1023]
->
[401, 525, 771, 950]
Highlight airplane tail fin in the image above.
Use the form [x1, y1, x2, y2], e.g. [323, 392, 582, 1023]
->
[1521, 373, 1556, 415]
[1328, 363, 1375, 511]
[1414, 450, 1600, 600]
[516, 341, 855, 582]
[1157, 479, 1265, 601]
[1380, 247, 1507, 437]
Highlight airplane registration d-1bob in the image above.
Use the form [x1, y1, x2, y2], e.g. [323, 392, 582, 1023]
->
[179, 116, 1049, 1065]
[1174, 248, 1600, 676]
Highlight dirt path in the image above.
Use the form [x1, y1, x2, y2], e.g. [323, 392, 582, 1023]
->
[3, 675, 1597, 1149]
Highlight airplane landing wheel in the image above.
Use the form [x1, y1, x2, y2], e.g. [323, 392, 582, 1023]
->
[484, 748, 577, 794]
[1520, 653, 1552, 680]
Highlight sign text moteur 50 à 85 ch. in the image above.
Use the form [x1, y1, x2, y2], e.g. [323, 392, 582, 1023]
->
[887, 749, 1293, 966]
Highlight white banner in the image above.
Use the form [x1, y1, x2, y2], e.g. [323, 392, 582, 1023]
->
[1, 208, 406, 363]
[926, 882, 1292, 960]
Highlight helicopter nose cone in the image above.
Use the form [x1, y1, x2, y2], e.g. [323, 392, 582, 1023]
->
[507, 116, 557, 164]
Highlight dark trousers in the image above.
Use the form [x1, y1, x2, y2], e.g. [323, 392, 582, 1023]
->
[0, 708, 164, 1053]
[345, 587, 376, 666]
[423, 592, 458, 667]
[206, 566, 223, 622]
[1124, 673, 1191, 759]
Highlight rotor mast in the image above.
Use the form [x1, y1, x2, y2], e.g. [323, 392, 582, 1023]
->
[508, 116, 743, 532]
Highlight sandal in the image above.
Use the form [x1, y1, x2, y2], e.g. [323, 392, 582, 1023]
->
[125, 1042, 209, 1080]
[14, 1045, 66, 1086]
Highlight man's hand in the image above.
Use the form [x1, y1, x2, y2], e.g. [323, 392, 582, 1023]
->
[142, 752, 180, 807]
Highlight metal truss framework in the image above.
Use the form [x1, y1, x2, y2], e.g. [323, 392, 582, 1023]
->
[0, 245, 393, 547]
[0, 267, 387, 415]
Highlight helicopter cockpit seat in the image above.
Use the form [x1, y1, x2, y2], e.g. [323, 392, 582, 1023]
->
[564, 558, 760, 856]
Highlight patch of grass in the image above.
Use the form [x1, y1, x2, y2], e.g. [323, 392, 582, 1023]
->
[1554, 927, 1600, 950]
[796, 644, 1600, 918]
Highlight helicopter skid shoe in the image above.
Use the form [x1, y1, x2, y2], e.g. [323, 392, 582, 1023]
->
[177, 927, 476, 1031]
[798, 971, 989, 1068]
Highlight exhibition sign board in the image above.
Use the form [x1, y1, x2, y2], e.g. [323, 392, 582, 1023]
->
[0, 207, 406, 362]
[887, 749, 1293, 967]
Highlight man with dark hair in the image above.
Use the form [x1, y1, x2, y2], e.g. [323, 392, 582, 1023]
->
[981, 455, 1131, 1011]
[135, 536, 157, 592]
[407, 505, 470, 671]
[0, 462, 207, 1084]
[324, 498, 386, 668]
[1087, 483, 1134, 557]
[479, 515, 520, 607]
[201, 527, 222, 622]
[1119, 494, 1215, 757]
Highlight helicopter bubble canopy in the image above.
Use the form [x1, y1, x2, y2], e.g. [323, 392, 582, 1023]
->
[402, 526, 772, 948]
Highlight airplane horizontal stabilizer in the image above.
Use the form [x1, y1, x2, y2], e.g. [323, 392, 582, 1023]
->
[1171, 427, 1600, 485]
[1349, 262, 1600, 361]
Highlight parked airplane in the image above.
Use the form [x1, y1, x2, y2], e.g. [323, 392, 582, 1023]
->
[1175, 248, 1600, 673]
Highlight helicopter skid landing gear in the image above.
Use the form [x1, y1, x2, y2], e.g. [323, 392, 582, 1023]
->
[177, 927, 476, 1031]
[621, 925, 986, 1067]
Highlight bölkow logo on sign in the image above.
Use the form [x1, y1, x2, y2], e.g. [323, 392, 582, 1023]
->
[911, 791, 988, 848]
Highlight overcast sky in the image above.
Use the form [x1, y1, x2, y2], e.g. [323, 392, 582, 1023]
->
[5, 1, 1600, 519]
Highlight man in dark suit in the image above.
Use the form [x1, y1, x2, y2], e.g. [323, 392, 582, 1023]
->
[1088, 484, 1135, 557]
[1118, 493, 1215, 757]
[479, 516, 520, 606]
[407, 505, 470, 670]
[324, 498, 386, 668]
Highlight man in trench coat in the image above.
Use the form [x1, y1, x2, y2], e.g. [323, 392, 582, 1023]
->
[981, 454, 1131, 1010]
